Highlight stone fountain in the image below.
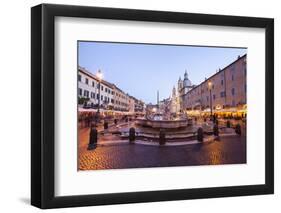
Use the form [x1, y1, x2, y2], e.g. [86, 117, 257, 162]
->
[135, 114, 191, 129]
[119, 91, 206, 144]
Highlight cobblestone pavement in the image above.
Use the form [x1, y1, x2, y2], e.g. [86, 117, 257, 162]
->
[78, 126, 246, 170]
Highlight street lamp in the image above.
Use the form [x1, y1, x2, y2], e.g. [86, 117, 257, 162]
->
[94, 69, 103, 126]
[88, 69, 103, 150]
[208, 81, 213, 119]
[96, 70, 103, 113]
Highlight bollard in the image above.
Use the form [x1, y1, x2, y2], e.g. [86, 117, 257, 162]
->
[235, 124, 242, 135]
[87, 127, 98, 150]
[215, 119, 219, 126]
[104, 121, 108, 130]
[226, 120, 231, 128]
[213, 124, 220, 141]
[213, 124, 219, 136]
[129, 127, 136, 143]
[197, 127, 204, 142]
[159, 129, 166, 145]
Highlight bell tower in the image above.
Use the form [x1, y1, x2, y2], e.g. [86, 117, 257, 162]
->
[178, 76, 183, 93]
[172, 86, 176, 97]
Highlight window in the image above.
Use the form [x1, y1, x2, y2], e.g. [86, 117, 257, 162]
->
[221, 79, 223, 85]
[85, 78, 88, 84]
[90, 92, 95, 99]
[105, 88, 107, 92]
[83, 90, 89, 98]
[101, 95, 103, 100]
[101, 86, 103, 91]
[213, 94, 216, 100]
[206, 96, 209, 102]
[97, 94, 99, 99]
[78, 74, 81, 82]
[108, 89, 111, 94]
[111, 99, 114, 104]
[92, 81, 95, 87]
[231, 88, 235, 96]
[220, 91, 225, 97]
[78, 88, 82, 96]
[231, 64, 236, 72]
[232, 75, 234, 81]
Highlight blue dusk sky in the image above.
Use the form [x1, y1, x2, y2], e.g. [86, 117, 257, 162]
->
[78, 41, 247, 104]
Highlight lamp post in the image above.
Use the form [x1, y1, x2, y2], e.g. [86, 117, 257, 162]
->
[208, 81, 213, 119]
[95, 70, 103, 124]
[96, 70, 103, 112]
[88, 69, 102, 150]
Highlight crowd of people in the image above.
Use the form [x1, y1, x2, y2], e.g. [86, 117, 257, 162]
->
[78, 111, 136, 129]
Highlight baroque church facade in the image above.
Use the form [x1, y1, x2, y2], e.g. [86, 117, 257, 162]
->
[170, 70, 194, 114]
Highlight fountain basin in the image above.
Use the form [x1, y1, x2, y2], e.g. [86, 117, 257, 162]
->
[135, 118, 192, 129]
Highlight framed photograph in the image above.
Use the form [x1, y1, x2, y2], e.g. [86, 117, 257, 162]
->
[31, 4, 274, 209]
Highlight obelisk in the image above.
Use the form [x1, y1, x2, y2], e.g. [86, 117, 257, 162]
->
[157, 90, 159, 109]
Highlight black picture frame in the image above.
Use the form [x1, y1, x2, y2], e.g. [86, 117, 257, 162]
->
[31, 3, 274, 209]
